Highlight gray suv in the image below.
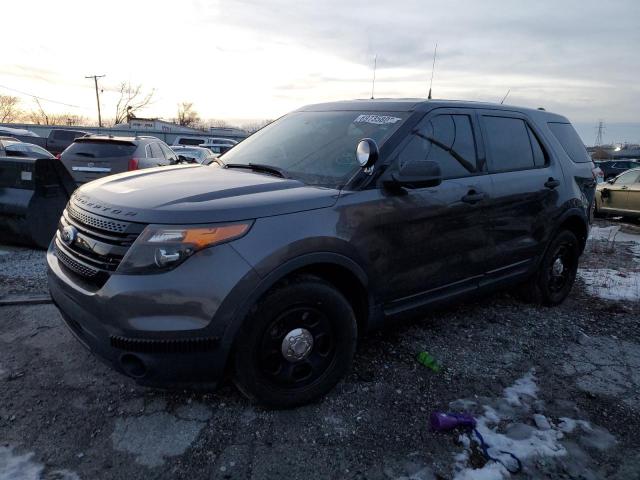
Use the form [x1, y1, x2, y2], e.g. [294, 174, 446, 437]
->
[47, 99, 596, 407]
[60, 135, 178, 184]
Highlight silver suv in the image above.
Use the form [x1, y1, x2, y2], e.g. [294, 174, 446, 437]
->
[60, 135, 178, 184]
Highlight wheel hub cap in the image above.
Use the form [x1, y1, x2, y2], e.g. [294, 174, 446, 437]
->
[552, 257, 564, 276]
[281, 328, 314, 362]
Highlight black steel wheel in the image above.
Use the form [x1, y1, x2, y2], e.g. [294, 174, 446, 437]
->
[233, 275, 357, 408]
[536, 230, 580, 306]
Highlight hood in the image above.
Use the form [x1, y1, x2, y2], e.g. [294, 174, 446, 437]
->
[72, 164, 340, 224]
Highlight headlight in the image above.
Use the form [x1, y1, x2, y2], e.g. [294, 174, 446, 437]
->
[116, 221, 252, 274]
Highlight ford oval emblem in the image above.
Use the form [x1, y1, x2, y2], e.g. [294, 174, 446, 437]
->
[61, 225, 78, 245]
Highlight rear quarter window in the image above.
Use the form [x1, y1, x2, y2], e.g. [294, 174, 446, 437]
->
[547, 122, 591, 163]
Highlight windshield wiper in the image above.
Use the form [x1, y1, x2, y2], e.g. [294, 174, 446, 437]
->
[224, 163, 288, 178]
[412, 129, 476, 173]
[75, 152, 96, 158]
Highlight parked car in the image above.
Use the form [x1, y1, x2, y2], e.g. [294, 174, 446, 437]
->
[60, 135, 178, 184]
[594, 160, 640, 180]
[170, 145, 217, 164]
[0, 126, 38, 137]
[594, 167, 640, 218]
[172, 135, 238, 147]
[48, 99, 596, 407]
[3, 128, 89, 155]
[200, 143, 233, 156]
[0, 139, 55, 158]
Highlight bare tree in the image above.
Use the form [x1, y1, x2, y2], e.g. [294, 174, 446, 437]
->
[0, 95, 21, 123]
[177, 102, 200, 127]
[26, 98, 52, 125]
[242, 119, 273, 133]
[114, 82, 155, 125]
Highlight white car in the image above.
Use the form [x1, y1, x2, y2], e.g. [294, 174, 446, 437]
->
[200, 143, 234, 156]
[172, 136, 238, 147]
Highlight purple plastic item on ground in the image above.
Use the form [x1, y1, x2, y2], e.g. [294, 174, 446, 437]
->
[430, 412, 477, 431]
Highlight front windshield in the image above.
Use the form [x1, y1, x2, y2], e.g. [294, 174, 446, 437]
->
[220, 111, 409, 188]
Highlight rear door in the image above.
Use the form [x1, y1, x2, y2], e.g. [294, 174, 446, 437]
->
[61, 140, 136, 184]
[479, 111, 564, 282]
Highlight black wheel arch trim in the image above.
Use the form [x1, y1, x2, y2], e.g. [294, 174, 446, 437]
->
[218, 251, 376, 373]
[544, 207, 589, 259]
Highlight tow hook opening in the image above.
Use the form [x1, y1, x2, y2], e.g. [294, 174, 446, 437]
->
[120, 353, 147, 378]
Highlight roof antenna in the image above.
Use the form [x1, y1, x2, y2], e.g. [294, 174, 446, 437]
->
[371, 55, 377, 99]
[427, 43, 438, 99]
[500, 88, 510, 104]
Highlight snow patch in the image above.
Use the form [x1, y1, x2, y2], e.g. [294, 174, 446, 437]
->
[503, 370, 537, 406]
[588, 225, 640, 244]
[450, 370, 614, 479]
[0, 446, 79, 480]
[578, 268, 640, 301]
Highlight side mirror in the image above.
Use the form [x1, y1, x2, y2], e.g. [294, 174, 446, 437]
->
[607, 178, 615, 184]
[356, 138, 379, 168]
[384, 160, 442, 189]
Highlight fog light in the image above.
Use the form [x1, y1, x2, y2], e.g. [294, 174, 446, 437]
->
[154, 248, 184, 267]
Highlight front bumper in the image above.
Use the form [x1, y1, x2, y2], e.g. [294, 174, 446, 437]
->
[47, 241, 260, 387]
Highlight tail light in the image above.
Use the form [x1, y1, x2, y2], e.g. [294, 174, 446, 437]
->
[128, 158, 139, 171]
[55, 153, 61, 160]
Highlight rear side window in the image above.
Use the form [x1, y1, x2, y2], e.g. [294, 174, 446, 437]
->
[483, 116, 535, 172]
[614, 171, 640, 185]
[52, 130, 80, 141]
[149, 143, 164, 158]
[547, 122, 590, 163]
[64, 141, 136, 158]
[178, 138, 204, 146]
[399, 114, 479, 179]
[159, 143, 176, 160]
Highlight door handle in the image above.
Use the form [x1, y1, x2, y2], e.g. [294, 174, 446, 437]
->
[544, 177, 561, 189]
[620, 186, 628, 190]
[461, 190, 485, 204]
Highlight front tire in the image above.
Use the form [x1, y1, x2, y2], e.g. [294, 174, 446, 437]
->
[232, 275, 357, 408]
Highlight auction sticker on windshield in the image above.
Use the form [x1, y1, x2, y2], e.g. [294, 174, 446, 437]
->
[354, 114, 403, 125]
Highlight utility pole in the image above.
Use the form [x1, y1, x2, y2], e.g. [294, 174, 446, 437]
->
[85, 74, 105, 127]
[594, 119, 605, 146]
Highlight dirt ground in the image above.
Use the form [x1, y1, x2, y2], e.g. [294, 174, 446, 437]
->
[1, 219, 639, 480]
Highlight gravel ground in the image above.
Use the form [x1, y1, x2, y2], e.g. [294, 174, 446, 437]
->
[1, 219, 639, 479]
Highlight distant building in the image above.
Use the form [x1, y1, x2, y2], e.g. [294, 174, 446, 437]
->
[115, 117, 202, 134]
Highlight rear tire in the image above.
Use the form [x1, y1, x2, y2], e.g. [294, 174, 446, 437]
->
[518, 230, 580, 306]
[232, 275, 357, 408]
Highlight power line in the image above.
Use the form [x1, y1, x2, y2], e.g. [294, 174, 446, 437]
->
[86, 75, 105, 127]
[0, 82, 86, 109]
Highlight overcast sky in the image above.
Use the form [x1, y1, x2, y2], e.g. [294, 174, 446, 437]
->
[2, 0, 639, 143]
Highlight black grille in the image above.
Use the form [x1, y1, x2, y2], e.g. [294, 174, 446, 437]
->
[54, 201, 146, 286]
[110, 336, 219, 354]
[54, 243, 98, 278]
[67, 203, 129, 233]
